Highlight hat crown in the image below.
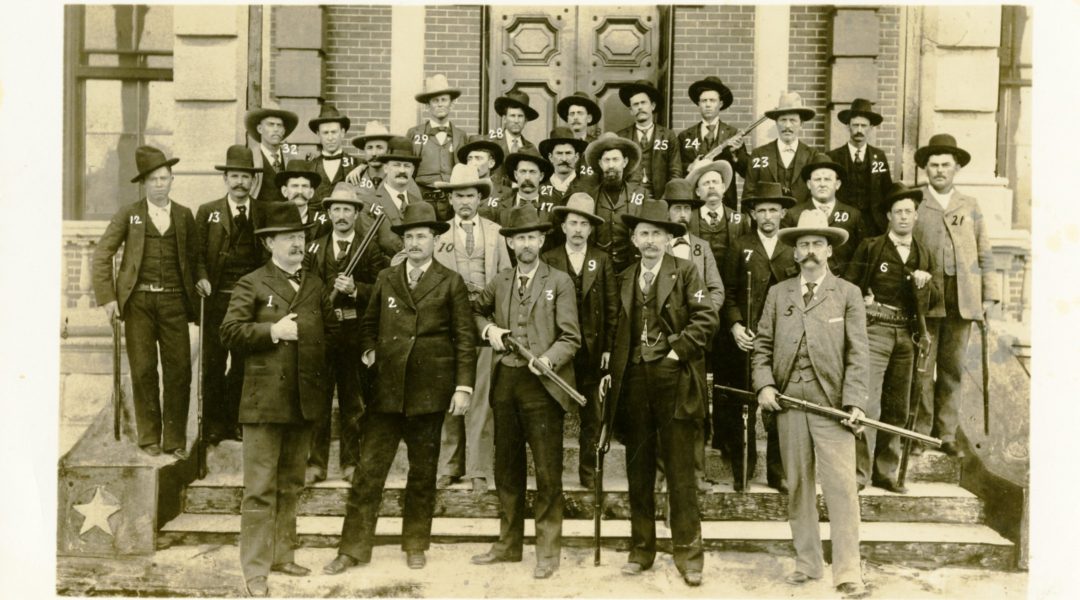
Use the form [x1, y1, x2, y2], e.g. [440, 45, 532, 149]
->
[662, 179, 696, 203]
[848, 98, 875, 113]
[399, 201, 440, 228]
[757, 182, 785, 199]
[802, 153, 845, 180]
[503, 205, 544, 230]
[387, 136, 418, 158]
[362, 120, 391, 137]
[635, 200, 671, 225]
[795, 209, 831, 231]
[424, 74, 451, 94]
[547, 126, 577, 140]
[563, 193, 597, 216]
[926, 133, 959, 148]
[316, 103, 344, 119]
[447, 163, 485, 186]
[503, 89, 531, 106]
[135, 145, 169, 173]
[326, 182, 359, 202]
[774, 91, 808, 110]
[259, 203, 307, 233]
[282, 158, 313, 173]
[220, 145, 255, 169]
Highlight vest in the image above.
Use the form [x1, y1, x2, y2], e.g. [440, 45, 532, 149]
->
[415, 123, 456, 186]
[629, 275, 670, 364]
[256, 148, 286, 204]
[637, 130, 654, 189]
[778, 159, 796, 197]
[138, 221, 184, 289]
[868, 240, 919, 314]
[219, 211, 260, 291]
[845, 154, 871, 211]
[453, 222, 487, 291]
[501, 276, 533, 368]
[789, 334, 817, 383]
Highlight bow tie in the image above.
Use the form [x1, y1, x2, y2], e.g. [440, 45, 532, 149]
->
[284, 268, 302, 284]
[673, 238, 689, 247]
[892, 239, 911, 248]
[321, 153, 343, 161]
[430, 126, 448, 134]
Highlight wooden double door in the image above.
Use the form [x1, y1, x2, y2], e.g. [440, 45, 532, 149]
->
[485, 6, 672, 142]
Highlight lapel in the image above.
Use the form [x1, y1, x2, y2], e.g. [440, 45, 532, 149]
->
[654, 254, 677, 312]
[130, 200, 149, 259]
[292, 264, 319, 309]
[766, 141, 781, 182]
[689, 234, 708, 272]
[581, 246, 600, 298]
[619, 262, 639, 316]
[263, 262, 297, 306]
[388, 261, 414, 308]
[378, 186, 405, 223]
[943, 192, 969, 218]
[212, 196, 235, 239]
[410, 261, 445, 303]
[546, 246, 570, 274]
[790, 143, 814, 184]
[526, 262, 551, 316]
[920, 187, 946, 214]
[801, 272, 835, 314]
[171, 200, 188, 268]
[482, 218, 500, 275]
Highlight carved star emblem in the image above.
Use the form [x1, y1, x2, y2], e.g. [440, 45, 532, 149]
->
[73, 486, 121, 537]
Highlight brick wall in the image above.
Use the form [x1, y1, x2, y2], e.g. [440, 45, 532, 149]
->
[324, 6, 392, 129]
[876, 7, 902, 175]
[788, 5, 831, 151]
[423, 6, 483, 135]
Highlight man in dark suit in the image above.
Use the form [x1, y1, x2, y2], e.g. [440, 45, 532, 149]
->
[470, 206, 581, 580]
[684, 160, 751, 285]
[247, 107, 300, 206]
[220, 203, 332, 597]
[92, 146, 199, 458]
[604, 201, 718, 587]
[540, 127, 589, 199]
[345, 121, 424, 201]
[457, 134, 510, 202]
[718, 182, 797, 492]
[324, 201, 477, 574]
[357, 137, 424, 258]
[743, 91, 820, 206]
[275, 159, 329, 241]
[616, 80, 682, 200]
[307, 104, 359, 207]
[782, 154, 869, 275]
[827, 99, 893, 236]
[752, 209, 870, 599]
[542, 193, 619, 488]
[677, 76, 750, 210]
[302, 183, 388, 485]
[491, 89, 540, 184]
[481, 147, 560, 231]
[408, 74, 470, 221]
[557, 91, 602, 144]
[194, 145, 266, 444]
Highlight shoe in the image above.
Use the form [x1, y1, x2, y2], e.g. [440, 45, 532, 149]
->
[169, 448, 189, 460]
[270, 562, 310, 576]
[406, 551, 426, 569]
[874, 479, 908, 494]
[621, 562, 646, 576]
[244, 576, 268, 597]
[682, 570, 703, 587]
[305, 466, 326, 486]
[323, 554, 363, 575]
[696, 477, 711, 492]
[837, 581, 870, 598]
[533, 563, 557, 579]
[342, 466, 355, 482]
[940, 441, 965, 458]
[141, 444, 162, 457]
[471, 551, 521, 565]
[733, 479, 746, 493]
[768, 479, 788, 495]
[437, 475, 462, 489]
[471, 477, 488, 492]
[785, 571, 815, 585]
[579, 474, 596, 489]
[857, 482, 866, 492]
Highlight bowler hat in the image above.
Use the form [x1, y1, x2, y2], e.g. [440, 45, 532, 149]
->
[321, 182, 366, 209]
[254, 202, 317, 236]
[618, 80, 663, 107]
[456, 134, 504, 169]
[308, 103, 351, 133]
[494, 89, 539, 121]
[380, 136, 422, 165]
[214, 145, 260, 173]
[685, 159, 733, 192]
[557, 91, 602, 125]
[551, 192, 604, 226]
[415, 74, 461, 104]
[274, 159, 322, 188]
[837, 98, 883, 126]
[434, 164, 493, 198]
[881, 182, 923, 213]
[764, 91, 815, 122]
[800, 153, 847, 182]
[662, 179, 705, 207]
[583, 132, 641, 179]
[777, 209, 849, 247]
[505, 147, 554, 183]
[620, 200, 686, 237]
[539, 126, 588, 157]
[351, 121, 395, 150]
[390, 201, 451, 236]
[914, 133, 971, 169]
[741, 182, 796, 210]
[131, 145, 179, 183]
[688, 76, 734, 111]
[245, 107, 299, 142]
[499, 205, 552, 237]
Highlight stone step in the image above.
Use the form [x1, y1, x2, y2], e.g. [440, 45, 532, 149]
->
[183, 474, 984, 524]
[158, 515, 1015, 570]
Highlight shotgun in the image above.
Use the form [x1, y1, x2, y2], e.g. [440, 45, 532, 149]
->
[593, 376, 613, 566]
[327, 209, 386, 303]
[502, 335, 587, 407]
[898, 273, 935, 486]
[196, 296, 207, 478]
[740, 270, 754, 491]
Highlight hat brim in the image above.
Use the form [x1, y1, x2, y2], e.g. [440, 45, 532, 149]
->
[837, 109, 883, 126]
[800, 162, 846, 182]
[539, 137, 588, 157]
[390, 220, 451, 236]
[214, 163, 260, 174]
[494, 97, 540, 121]
[882, 189, 923, 212]
[254, 221, 318, 236]
[274, 171, 322, 188]
[685, 160, 733, 191]
[765, 107, 816, 122]
[742, 195, 797, 210]
[379, 153, 422, 166]
[351, 134, 395, 149]
[433, 179, 493, 198]
[499, 222, 552, 237]
[505, 153, 554, 182]
[551, 206, 604, 226]
[320, 196, 367, 209]
[245, 109, 299, 142]
[618, 85, 662, 107]
[914, 145, 971, 168]
[665, 197, 706, 208]
[556, 96, 602, 125]
[131, 157, 180, 183]
[585, 137, 641, 178]
[778, 225, 849, 247]
[620, 214, 686, 237]
[688, 80, 734, 111]
[456, 140, 505, 169]
[415, 89, 461, 104]
[308, 116, 351, 133]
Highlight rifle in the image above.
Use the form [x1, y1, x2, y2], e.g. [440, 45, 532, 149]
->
[740, 270, 754, 491]
[326, 209, 386, 303]
[502, 335, 587, 407]
[696, 115, 769, 165]
[111, 255, 122, 441]
[716, 385, 942, 448]
[196, 297, 207, 478]
[594, 376, 613, 565]
[898, 274, 935, 487]
[979, 315, 991, 435]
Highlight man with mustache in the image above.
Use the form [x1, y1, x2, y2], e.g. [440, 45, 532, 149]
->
[542, 193, 619, 488]
[718, 182, 797, 492]
[616, 80, 682, 200]
[246, 107, 300, 206]
[408, 74, 469, 222]
[540, 127, 588, 198]
[302, 184, 388, 485]
[194, 145, 266, 444]
[910, 134, 998, 458]
[677, 76, 749, 211]
[357, 137, 425, 258]
[782, 154, 869, 275]
[471, 206, 581, 580]
[307, 104, 358, 207]
[457, 134, 510, 209]
[827, 99, 893, 236]
[603, 200, 718, 587]
[752, 209, 870, 599]
[275, 159, 328, 241]
[557, 91, 602, 144]
[491, 90, 540, 184]
[743, 92, 820, 206]
[483, 147, 559, 235]
[431, 164, 513, 493]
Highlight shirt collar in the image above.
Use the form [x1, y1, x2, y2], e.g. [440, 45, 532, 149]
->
[800, 271, 827, 291]
[227, 196, 249, 214]
[848, 142, 866, 159]
[635, 122, 655, 136]
[147, 199, 171, 213]
[814, 198, 836, 211]
[757, 229, 778, 246]
[383, 181, 407, 199]
[260, 144, 281, 160]
[454, 215, 476, 227]
[565, 243, 586, 255]
[332, 230, 357, 245]
[407, 258, 433, 273]
[700, 118, 720, 132]
[927, 185, 953, 205]
[271, 257, 301, 276]
[516, 262, 540, 283]
[779, 139, 799, 153]
[639, 254, 665, 278]
[888, 231, 913, 245]
[427, 119, 450, 130]
[700, 205, 723, 220]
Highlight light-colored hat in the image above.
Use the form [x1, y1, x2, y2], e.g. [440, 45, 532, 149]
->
[777, 209, 849, 247]
[321, 182, 366, 209]
[551, 192, 604, 226]
[583, 132, 641, 179]
[351, 121, 395, 149]
[685, 159, 733, 192]
[415, 74, 461, 103]
[764, 91, 816, 121]
[434, 164, 493, 198]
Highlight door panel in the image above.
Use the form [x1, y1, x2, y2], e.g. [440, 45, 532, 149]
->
[577, 6, 661, 133]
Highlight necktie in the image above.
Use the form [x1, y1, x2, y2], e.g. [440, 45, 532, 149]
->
[323, 153, 343, 161]
[235, 205, 248, 229]
[854, 148, 864, 166]
[707, 210, 719, 225]
[397, 193, 407, 210]
[287, 268, 302, 285]
[271, 152, 282, 171]
[803, 282, 816, 306]
[336, 240, 350, 263]
[705, 123, 717, 149]
[518, 275, 529, 298]
[641, 271, 655, 294]
[461, 221, 475, 255]
[409, 267, 423, 289]
[638, 130, 650, 150]
[431, 126, 448, 135]
[510, 138, 520, 153]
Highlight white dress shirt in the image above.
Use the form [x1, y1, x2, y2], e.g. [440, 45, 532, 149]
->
[638, 255, 664, 292]
[813, 199, 837, 220]
[888, 232, 913, 264]
[757, 229, 779, 259]
[227, 197, 250, 220]
[800, 271, 827, 303]
[670, 234, 692, 260]
[147, 200, 172, 233]
[700, 205, 724, 225]
[565, 244, 586, 274]
[848, 142, 866, 163]
[927, 185, 954, 211]
[779, 140, 800, 168]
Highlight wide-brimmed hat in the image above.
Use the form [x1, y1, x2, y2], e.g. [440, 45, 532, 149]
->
[685, 159, 733, 192]
[688, 76, 733, 111]
[494, 89, 539, 121]
[274, 159, 322, 188]
[456, 134, 504, 169]
[764, 91, 815, 122]
[245, 107, 299, 142]
[742, 182, 797, 210]
[778, 209, 849, 247]
[661, 179, 705, 207]
[321, 182, 366, 209]
[351, 121, 395, 150]
[539, 126, 588, 157]
[214, 145, 260, 174]
[881, 182, 923, 213]
[415, 73, 461, 104]
[800, 153, 847, 182]
[620, 200, 686, 237]
[618, 80, 663, 107]
[557, 91, 602, 125]
[381, 136, 422, 165]
[584, 132, 641, 178]
[914, 133, 971, 169]
[390, 201, 451, 236]
[551, 192, 604, 226]
[505, 147, 554, 183]
[254, 202, 317, 236]
[130, 145, 180, 183]
[308, 103, 351, 133]
[434, 163, 492, 198]
[837, 98, 882, 126]
[499, 205, 552, 237]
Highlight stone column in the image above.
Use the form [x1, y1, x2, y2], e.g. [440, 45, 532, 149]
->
[390, 6, 426, 134]
[752, 5, 789, 148]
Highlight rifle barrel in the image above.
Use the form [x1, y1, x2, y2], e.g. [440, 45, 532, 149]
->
[327, 211, 386, 303]
[504, 336, 587, 407]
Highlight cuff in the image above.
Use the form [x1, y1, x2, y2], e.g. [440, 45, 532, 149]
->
[455, 386, 473, 395]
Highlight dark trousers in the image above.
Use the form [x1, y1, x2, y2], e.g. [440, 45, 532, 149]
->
[861, 322, 915, 486]
[309, 325, 365, 473]
[338, 411, 445, 561]
[490, 364, 565, 565]
[623, 358, 704, 574]
[240, 422, 311, 582]
[574, 352, 602, 484]
[713, 340, 783, 487]
[202, 291, 243, 440]
[124, 291, 191, 451]
[915, 277, 972, 444]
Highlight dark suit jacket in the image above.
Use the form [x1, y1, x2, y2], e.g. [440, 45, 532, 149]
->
[751, 272, 869, 412]
[92, 198, 199, 321]
[721, 232, 798, 331]
[561, 179, 652, 271]
[676, 120, 750, 210]
[686, 206, 751, 276]
[303, 228, 388, 318]
[194, 197, 268, 289]
[474, 261, 582, 412]
[781, 200, 868, 275]
[608, 255, 719, 421]
[362, 260, 477, 415]
[842, 234, 942, 324]
[541, 244, 619, 375]
[616, 124, 682, 199]
[827, 144, 893, 235]
[251, 144, 301, 205]
[357, 183, 425, 257]
[309, 152, 361, 206]
[742, 140, 819, 204]
[220, 262, 332, 423]
[492, 133, 537, 183]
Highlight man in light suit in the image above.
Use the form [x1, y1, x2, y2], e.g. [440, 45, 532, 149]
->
[752, 210, 870, 599]
[357, 137, 424, 259]
[432, 164, 513, 492]
[743, 92, 820, 206]
[911, 134, 998, 457]
[408, 73, 470, 221]
[470, 206, 581, 580]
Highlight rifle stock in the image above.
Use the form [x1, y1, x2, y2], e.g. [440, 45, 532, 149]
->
[980, 316, 991, 435]
[502, 335, 587, 407]
[697, 115, 768, 164]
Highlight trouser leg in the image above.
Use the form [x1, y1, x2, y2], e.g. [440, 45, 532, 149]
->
[777, 381, 824, 580]
[338, 412, 403, 561]
[240, 424, 283, 581]
[124, 292, 163, 448]
[272, 423, 311, 566]
[623, 362, 657, 568]
[401, 411, 446, 552]
[875, 330, 914, 483]
[808, 412, 862, 586]
[465, 348, 495, 481]
[490, 365, 528, 558]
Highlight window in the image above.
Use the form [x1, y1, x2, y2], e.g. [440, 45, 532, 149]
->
[64, 5, 174, 220]
[996, 5, 1031, 231]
